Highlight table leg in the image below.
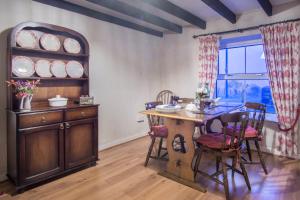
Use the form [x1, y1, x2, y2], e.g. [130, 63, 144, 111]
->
[158, 118, 206, 192]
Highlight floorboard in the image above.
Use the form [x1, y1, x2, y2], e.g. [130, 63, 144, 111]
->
[0, 136, 300, 200]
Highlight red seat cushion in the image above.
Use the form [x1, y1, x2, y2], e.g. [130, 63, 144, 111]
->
[150, 125, 168, 138]
[225, 125, 258, 138]
[196, 133, 236, 149]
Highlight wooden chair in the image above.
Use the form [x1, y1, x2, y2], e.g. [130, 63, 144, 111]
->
[144, 101, 167, 166]
[156, 90, 174, 104]
[226, 102, 268, 174]
[144, 101, 186, 166]
[194, 112, 251, 200]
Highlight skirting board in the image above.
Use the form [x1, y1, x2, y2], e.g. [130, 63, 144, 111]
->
[99, 135, 300, 159]
[249, 143, 300, 159]
[98, 132, 147, 151]
[260, 146, 300, 160]
[0, 173, 7, 182]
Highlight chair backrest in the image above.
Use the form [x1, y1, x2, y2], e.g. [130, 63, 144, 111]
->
[145, 101, 162, 130]
[221, 112, 249, 149]
[245, 102, 266, 135]
[156, 90, 174, 104]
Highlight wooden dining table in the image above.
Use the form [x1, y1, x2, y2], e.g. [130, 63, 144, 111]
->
[140, 102, 243, 192]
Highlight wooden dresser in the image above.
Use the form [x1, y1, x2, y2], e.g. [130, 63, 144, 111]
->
[6, 22, 99, 192]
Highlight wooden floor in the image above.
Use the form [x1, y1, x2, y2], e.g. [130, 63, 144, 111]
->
[1, 136, 300, 200]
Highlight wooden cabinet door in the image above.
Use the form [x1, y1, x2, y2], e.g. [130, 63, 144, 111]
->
[65, 118, 98, 169]
[19, 123, 64, 184]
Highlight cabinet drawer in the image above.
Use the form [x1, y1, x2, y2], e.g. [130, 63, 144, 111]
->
[19, 111, 63, 129]
[65, 107, 98, 121]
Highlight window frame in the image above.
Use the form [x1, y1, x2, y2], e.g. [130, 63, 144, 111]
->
[216, 42, 276, 114]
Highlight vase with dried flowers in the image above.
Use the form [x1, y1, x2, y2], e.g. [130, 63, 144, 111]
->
[6, 79, 40, 110]
[195, 83, 210, 111]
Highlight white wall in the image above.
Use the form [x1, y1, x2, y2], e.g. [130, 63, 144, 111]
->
[160, 1, 300, 157]
[0, 0, 164, 181]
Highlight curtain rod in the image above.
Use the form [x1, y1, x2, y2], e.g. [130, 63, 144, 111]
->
[192, 17, 300, 39]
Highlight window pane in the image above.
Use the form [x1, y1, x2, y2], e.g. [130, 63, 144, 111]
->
[218, 49, 226, 74]
[228, 47, 245, 74]
[246, 45, 267, 73]
[227, 80, 245, 102]
[216, 80, 245, 102]
[216, 42, 275, 113]
[216, 80, 226, 98]
[245, 80, 275, 113]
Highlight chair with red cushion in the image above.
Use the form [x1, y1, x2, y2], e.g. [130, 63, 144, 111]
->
[144, 101, 186, 166]
[194, 112, 251, 200]
[225, 102, 268, 175]
[144, 101, 167, 166]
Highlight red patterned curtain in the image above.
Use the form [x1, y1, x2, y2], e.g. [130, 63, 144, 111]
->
[198, 35, 219, 98]
[260, 22, 300, 156]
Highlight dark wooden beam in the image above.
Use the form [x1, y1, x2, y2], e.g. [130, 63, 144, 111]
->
[257, 0, 272, 16]
[201, 0, 236, 24]
[32, 0, 163, 37]
[87, 0, 182, 33]
[142, 0, 206, 29]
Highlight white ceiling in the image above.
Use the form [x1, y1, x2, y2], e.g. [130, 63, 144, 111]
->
[65, 0, 299, 33]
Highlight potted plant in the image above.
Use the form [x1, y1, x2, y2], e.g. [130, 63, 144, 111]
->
[6, 79, 40, 110]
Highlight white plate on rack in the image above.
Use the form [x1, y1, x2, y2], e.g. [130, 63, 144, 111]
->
[16, 30, 37, 49]
[40, 33, 61, 51]
[51, 60, 67, 78]
[35, 59, 52, 78]
[63, 38, 81, 54]
[66, 60, 84, 78]
[12, 56, 35, 77]
[155, 104, 181, 113]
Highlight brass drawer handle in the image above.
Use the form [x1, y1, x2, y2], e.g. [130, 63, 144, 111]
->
[41, 116, 47, 123]
[81, 111, 86, 117]
[59, 123, 64, 130]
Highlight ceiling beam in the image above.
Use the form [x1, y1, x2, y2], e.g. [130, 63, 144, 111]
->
[87, 0, 182, 33]
[33, 0, 163, 37]
[257, 0, 272, 16]
[201, 0, 236, 24]
[142, 0, 206, 29]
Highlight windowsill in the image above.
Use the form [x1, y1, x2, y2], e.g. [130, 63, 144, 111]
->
[265, 113, 278, 123]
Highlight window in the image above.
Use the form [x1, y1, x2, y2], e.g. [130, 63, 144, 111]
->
[216, 44, 275, 113]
